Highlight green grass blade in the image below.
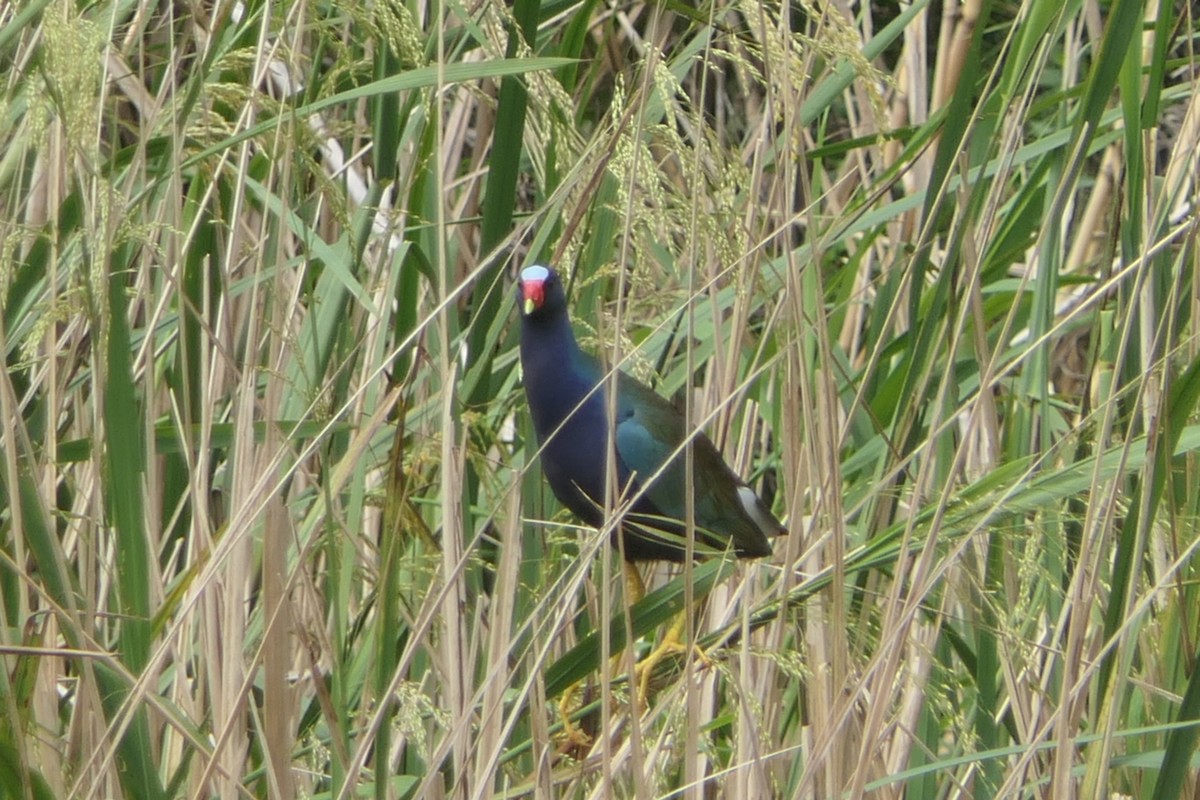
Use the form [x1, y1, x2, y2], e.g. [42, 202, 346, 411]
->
[103, 245, 164, 800]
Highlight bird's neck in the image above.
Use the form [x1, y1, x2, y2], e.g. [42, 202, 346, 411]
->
[520, 314, 584, 372]
[520, 315, 602, 431]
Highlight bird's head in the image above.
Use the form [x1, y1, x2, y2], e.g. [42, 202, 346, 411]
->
[517, 265, 566, 319]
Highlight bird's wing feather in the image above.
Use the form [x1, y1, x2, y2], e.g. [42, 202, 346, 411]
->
[614, 378, 741, 520]
[613, 377, 687, 513]
[612, 373, 780, 557]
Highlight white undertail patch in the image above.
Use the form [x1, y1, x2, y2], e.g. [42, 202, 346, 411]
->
[737, 485, 780, 536]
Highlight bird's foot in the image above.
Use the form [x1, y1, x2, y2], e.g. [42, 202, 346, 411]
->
[634, 637, 711, 707]
[555, 681, 593, 750]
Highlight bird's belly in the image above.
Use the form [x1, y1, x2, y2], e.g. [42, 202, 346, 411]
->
[540, 431, 668, 525]
[539, 424, 610, 525]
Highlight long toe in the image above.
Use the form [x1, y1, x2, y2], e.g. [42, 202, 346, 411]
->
[555, 680, 593, 750]
[633, 627, 710, 706]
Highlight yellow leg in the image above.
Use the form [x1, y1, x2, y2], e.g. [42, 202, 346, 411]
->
[555, 564, 646, 748]
[624, 560, 647, 605]
[622, 562, 710, 706]
[633, 607, 711, 702]
[557, 562, 710, 744]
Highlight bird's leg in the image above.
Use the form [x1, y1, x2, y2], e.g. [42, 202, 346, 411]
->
[623, 559, 646, 606]
[552, 564, 642, 748]
[623, 562, 711, 708]
[634, 608, 712, 703]
[554, 565, 646, 749]
[557, 561, 713, 746]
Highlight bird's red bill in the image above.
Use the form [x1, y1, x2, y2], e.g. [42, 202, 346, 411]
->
[521, 278, 545, 314]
